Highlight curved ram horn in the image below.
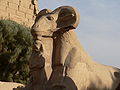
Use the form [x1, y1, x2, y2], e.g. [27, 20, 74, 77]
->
[52, 6, 80, 29]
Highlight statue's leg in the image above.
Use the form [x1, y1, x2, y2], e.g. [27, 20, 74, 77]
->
[45, 36, 66, 90]
[45, 64, 66, 90]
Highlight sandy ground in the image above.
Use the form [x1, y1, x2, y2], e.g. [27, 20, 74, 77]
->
[0, 81, 24, 90]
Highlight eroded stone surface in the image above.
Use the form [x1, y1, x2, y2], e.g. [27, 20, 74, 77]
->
[28, 6, 80, 90]
[25, 6, 120, 90]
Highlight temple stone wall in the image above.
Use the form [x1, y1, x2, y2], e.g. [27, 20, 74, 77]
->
[0, 0, 38, 27]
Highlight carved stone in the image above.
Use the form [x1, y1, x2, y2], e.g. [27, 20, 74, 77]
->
[28, 6, 120, 90]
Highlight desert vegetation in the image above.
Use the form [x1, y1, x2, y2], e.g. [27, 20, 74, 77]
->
[0, 20, 32, 84]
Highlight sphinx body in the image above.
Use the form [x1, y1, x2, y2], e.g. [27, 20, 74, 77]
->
[50, 29, 120, 90]
[27, 6, 120, 90]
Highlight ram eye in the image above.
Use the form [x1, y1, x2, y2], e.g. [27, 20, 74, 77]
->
[46, 16, 54, 20]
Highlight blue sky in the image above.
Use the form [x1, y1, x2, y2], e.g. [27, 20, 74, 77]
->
[38, 0, 120, 68]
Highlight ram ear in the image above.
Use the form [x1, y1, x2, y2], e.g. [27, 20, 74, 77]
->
[53, 6, 80, 29]
[35, 9, 52, 22]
